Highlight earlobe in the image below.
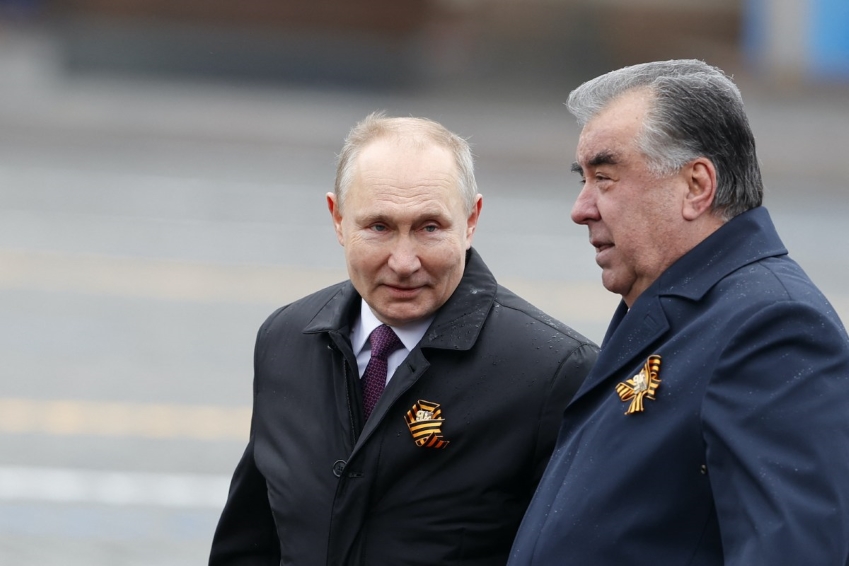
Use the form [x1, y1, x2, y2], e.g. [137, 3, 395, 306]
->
[682, 159, 717, 221]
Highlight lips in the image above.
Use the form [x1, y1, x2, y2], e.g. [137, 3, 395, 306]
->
[590, 238, 613, 252]
[384, 283, 420, 291]
[383, 284, 424, 297]
[589, 237, 614, 265]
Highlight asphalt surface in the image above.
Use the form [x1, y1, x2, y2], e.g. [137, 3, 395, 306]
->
[1, 26, 848, 565]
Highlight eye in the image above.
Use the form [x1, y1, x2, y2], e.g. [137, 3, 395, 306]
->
[371, 224, 387, 232]
[423, 224, 438, 233]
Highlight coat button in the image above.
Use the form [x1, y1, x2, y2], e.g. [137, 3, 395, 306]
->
[332, 460, 346, 477]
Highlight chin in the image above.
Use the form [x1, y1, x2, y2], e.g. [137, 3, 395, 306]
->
[600, 275, 624, 297]
[378, 307, 419, 325]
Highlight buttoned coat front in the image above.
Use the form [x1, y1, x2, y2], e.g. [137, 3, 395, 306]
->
[210, 248, 598, 566]
[508, 207, 849, 565]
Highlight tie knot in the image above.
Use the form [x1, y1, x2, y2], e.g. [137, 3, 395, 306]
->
[369, 324, 403, 360]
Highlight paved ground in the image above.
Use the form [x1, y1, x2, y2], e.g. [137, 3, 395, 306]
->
[1, 25, 848, 565]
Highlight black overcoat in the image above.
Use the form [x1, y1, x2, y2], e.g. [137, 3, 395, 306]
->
[210, 248, 597, 565]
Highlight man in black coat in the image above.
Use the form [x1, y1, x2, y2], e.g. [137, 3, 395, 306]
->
[209, 112, 597, 566]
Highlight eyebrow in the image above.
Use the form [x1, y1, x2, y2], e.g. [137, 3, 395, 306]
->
[587, 150, 619, 167]
[571, 150, 619, 176]
[358, 208, 450, 226]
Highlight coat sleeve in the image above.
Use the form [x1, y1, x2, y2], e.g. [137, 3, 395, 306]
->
[703, 300, 849, 565]
[209, 312, 284, 565]
[531, 341, 598, 484]
[208, 435, 280, 565]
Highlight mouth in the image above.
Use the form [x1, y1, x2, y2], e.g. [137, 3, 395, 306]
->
[383, 284, 424, 297]
[590, 239, 613, 253]
[590, 239, 614, 265]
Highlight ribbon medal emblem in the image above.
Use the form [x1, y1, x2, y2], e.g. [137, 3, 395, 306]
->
[615, 355, 662, 415]
[405, 400, 449, 449]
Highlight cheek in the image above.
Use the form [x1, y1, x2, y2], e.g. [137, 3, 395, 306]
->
[345, 239, 382, 273]
[619, 221, 669, 276]
[431, 247, 466, 287]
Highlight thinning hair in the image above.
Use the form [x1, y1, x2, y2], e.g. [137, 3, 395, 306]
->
[567, 59, 763, 220]
[334, 112, 478, 214]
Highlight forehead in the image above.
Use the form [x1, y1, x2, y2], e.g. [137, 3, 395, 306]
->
[576, 90, 651, 166]
[347, 137, 462, 210]
[353, 138, 458, 190]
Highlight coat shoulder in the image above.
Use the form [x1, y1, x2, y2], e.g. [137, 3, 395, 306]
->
[493, 284, 598, 351]
[711, 255, 837, 316]
[257, 281, 350, 338]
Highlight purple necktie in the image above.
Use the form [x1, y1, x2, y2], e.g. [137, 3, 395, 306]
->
[362, 324, 403, 420]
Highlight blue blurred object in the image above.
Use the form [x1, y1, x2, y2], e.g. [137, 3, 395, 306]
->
[809, 0, 849, 78]
[742, 0, 767, 71]
[744, 0, 849, 81]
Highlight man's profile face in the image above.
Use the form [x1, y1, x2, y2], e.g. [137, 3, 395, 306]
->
[328, 137, 481, 326]
[570, 89, 689, 306]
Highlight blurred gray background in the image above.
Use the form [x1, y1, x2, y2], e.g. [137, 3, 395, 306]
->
[1, 0, 848, 563]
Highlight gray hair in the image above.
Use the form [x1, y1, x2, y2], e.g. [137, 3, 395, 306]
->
[334, 112, 478, 215]
[567, 59, 763, 220]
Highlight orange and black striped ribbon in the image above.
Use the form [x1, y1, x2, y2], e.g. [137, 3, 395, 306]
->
[615, 355, 662, 415]
[405, 400, 449, 449]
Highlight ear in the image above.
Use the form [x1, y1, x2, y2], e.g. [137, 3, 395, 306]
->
[326, 192, 345, 246]
[682, 158, 717, 221]
[464, 194, 483, 249]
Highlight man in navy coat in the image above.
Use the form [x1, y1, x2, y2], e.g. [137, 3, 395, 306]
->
[509, 60, 849, 564]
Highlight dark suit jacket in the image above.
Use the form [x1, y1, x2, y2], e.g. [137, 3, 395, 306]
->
[210, 248, 598, 566]
[509, 207, 849, 565]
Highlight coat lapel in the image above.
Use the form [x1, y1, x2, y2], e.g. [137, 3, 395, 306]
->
[341, 248, 498, 459]
[351, 349, 431, 455]
[569, 206, 788, 406]
[570, 294, 670, 403]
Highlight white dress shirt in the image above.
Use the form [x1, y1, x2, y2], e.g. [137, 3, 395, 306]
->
[350, 299, 433, 383]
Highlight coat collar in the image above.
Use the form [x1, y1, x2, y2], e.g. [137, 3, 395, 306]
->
[301, 248, 498, 456]
[647, 206, 787, 303]
[572, 206, 788, 402]
[301, 247, 497, 351]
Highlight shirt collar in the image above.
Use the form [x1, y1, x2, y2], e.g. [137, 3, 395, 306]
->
[351, 298, 434, 356]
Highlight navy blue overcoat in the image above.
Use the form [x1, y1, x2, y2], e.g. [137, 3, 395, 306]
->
[510, 207, 849, 565]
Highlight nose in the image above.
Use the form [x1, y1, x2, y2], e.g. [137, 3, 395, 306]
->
[387, 235, 421, 277]
[571, 184, 599, 225]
